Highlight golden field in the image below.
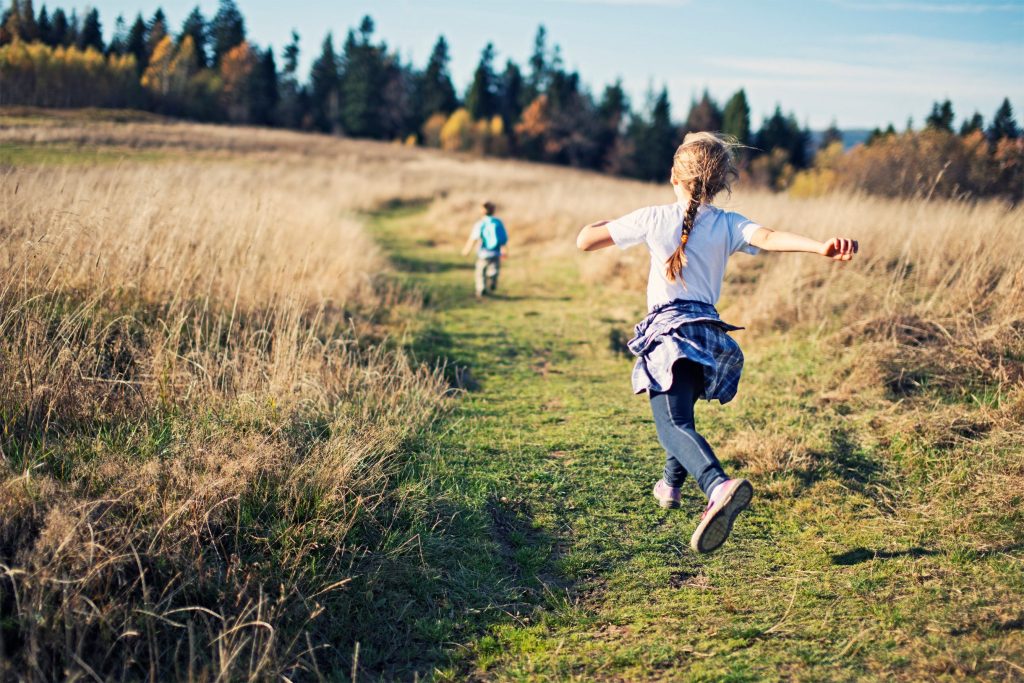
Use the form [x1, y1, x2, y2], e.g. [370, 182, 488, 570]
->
[1, 111, 1022, 680]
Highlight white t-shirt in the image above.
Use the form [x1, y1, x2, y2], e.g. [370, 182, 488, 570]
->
[607, 202, 762, 310]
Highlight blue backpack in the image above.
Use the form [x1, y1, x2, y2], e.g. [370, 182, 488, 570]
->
[480, 217, 508, 252]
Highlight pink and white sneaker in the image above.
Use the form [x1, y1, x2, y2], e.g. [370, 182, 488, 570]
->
[652, 479, 681, 509]
[689, 479, 753, 553]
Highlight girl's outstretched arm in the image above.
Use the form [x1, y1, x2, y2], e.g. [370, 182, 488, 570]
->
[749, 228, 859, 261]
[576, 220, 614, 251]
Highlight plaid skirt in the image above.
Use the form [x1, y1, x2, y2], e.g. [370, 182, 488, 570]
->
[627, 299, 745, 403]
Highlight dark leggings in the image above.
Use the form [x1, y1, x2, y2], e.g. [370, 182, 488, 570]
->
[649, 360, 729, 497]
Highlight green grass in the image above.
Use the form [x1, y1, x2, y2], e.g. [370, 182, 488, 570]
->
[0, 142, 170, 166]
[366, 207, 1024, 681]
[0, 105, 167, 127]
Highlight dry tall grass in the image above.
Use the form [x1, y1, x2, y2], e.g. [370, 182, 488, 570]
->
[0, 154, 447, 679]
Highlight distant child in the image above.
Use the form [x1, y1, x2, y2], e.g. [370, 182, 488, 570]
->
[462, 201, 509, 298]
[576, 132, 858, 553]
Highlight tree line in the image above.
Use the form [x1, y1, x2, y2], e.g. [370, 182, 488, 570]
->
[0, 0, 1020, 197]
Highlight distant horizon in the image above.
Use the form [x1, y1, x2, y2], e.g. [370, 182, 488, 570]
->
[79, 0, 1024, 130]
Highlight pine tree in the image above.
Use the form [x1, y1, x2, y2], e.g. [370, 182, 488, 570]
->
[37, 4, 51, 44]
[820, 120, 843, 149]
[179, 6, 208, 68]
[126, 14, 147, 71]
[77, 8, 103, 52]
[987, 98, 1020, 140]
[648, 88, 678, 174]
[795, 122, 812, 169]
[526, 25, 548, 101]
[545, 66, 577, 111]
[210, 0, 245, 67]
[685, 90, 722, 133]
[959, 112, 984, 136]
[277, 30, 305, 128]
[465, 42, 498, 120]
[867, 122, 897, 146]
[283, 30, 299, 75]
[379, 55, 414, 140]
[627, 87, 678, 181]
[339, 17, 388, 137]
[925, 99, 954, 132]
[107, 14, 127, 55]
[596, 80, 629, 171]
[20, 0, 39, 42]
[249, 47, 279, 125]
[417, 35, 458, 120]
[66, 8, 78, 47]
[598, 80, 628, 128]
[721, 89, 751, 145]
[49, 6, 66, 46]
[309, 32, 340, 132]
[498, 59, 523, 132]
[756, 105, 809, 168]
[146, 9, 167, 60]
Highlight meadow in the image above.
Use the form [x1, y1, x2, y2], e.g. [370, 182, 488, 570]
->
[1, 109, 1022, 681]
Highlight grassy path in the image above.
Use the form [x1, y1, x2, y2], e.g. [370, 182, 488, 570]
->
[370, 207, 1023, 682]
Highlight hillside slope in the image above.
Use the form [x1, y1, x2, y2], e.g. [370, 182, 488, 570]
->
[1, 112, 1021, 680]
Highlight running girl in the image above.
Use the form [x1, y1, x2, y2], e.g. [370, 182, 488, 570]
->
[576, 132, 858, 553]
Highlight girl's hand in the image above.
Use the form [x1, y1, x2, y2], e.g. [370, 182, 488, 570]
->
[819, 237, 858, 261]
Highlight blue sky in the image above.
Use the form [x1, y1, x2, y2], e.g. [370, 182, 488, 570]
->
[85, 0, 1024, 129]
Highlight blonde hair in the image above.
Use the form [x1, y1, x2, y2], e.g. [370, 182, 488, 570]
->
[665, 132, 739, 282]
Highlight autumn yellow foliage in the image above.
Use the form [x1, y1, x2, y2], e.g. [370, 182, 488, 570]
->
[0, 40, 139, 107]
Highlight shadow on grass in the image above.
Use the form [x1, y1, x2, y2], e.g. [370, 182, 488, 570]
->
[795, 429, 894, 512]
[486, 494, 565, 592]
[482, 292, 572, 303]
[390, 252, 473, 274]
[831, 546, 939, 565]
[951, 616, 1024, 636]
[330, 456, 563, 679]
[406, 322, 479, 391]
[832, 541, 1024, 566]
[608, 327, 632, 357]
[371, 196, 434, 214]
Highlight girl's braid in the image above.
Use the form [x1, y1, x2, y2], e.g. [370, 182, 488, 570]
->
[665, 177, 704, 282]
[664, 132, 737, 283]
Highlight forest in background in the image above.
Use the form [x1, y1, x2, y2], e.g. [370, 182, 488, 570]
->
[0, 0, 1021, 199]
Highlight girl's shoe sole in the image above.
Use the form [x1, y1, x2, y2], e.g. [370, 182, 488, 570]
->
[690, 479, 753, 554]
